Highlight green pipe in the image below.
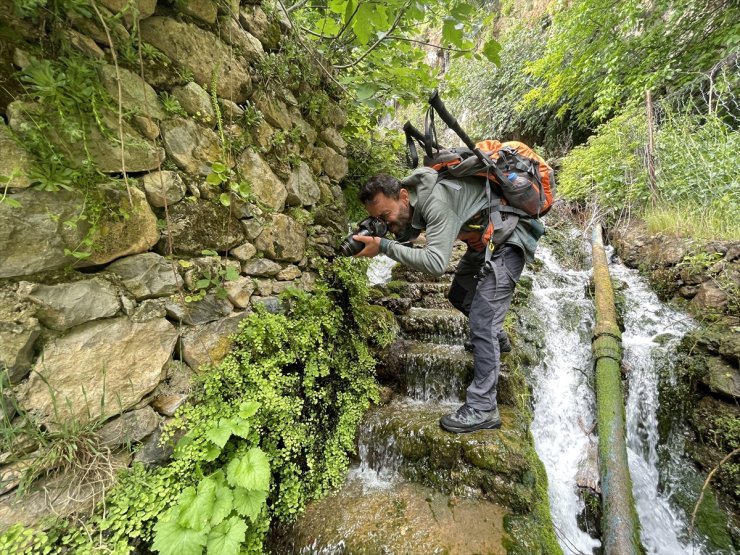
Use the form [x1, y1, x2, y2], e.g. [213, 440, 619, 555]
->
[591, 225, 644, 555]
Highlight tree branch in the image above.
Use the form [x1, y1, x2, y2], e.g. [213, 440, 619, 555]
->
[385, 34, 473, 53]
[689, 447, 739, 538]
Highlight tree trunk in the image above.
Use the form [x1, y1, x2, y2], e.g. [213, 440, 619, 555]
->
[591, 226, 644, 555]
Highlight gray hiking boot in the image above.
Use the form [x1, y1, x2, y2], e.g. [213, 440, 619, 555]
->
[463, 332, 512, 353]
[439, 404, 501, 433]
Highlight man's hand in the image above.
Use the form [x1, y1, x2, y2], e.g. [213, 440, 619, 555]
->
[457, 230, 485, 252]
[352, 235, 381, 258]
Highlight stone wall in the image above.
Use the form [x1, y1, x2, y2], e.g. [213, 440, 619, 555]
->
[0, 0, 350, 525]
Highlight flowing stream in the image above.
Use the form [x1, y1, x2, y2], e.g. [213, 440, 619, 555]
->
[530, 243, 708, 555]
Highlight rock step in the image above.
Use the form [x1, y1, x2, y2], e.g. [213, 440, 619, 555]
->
[396, 307, 469, 344]
[377, 339, 519, 407]
[276, 473, 508, 555]
[357, 401, 538, 514]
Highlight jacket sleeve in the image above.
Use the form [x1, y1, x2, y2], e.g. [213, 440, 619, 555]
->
[380, 196, 461, 277]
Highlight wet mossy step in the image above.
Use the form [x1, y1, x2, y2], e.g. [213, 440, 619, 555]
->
[377, 339, 519, 406]
[276, 474, 509, 555]
[396, 307, 469, 344]
[357, 401, 540, 514]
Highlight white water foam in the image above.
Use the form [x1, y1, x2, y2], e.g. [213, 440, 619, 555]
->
[367, 254, 397, 285]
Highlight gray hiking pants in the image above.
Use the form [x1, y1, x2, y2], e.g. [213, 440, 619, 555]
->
[447, 244, 525, 411]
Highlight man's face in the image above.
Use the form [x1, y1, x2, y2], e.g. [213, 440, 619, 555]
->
[365, 189, 412, 236]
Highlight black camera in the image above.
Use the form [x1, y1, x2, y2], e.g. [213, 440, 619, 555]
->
[339, 217, 388, 256]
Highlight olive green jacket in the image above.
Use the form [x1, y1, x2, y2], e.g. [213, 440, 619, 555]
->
[379, 167, 544, 276]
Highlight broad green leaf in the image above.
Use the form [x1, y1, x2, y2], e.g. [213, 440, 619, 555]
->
[224, 266, 240, 281]
[315, 16, 340, 35]
[327, 0, 347, 14]
[232, 487, 268, 522]
[211, 161, 227, 173]
[441, 19, 464, 47]
[0, 197, 21, 208]
[226, 448, 270, 491]
[343, 0, 357, 24]
[152, 515, 207, 555]
[356, 84, 377, 101]
[481, 39, 501, 65]
[219, 192, 231, 206]
[206, 172, 223, 185]
[204, 443, 221, 462]
[201, 249, 218, 256]
[210, 481, 234, 526]
[352, 4, 375, 45]
[206, 517, 247, 555]
[230, 417, 251, 438]
[196, 279, 212, 290]
[206, 419, 232, 448]
[178, 483, 215, 531]
[238, 401, 259, 419]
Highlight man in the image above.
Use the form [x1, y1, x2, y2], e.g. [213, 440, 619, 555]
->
[353, 167, 544, 433]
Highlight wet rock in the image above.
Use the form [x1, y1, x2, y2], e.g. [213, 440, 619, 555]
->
[376, 296, 412, 315]
[703, 356, 740, 399]
[98, 64, 166, 121]
[161, 117, 222, 176]
[171, 82, 215, 126]
[19, 277, 120, 331]
[140, 17, 252, 102]
[108, 252, 184, 300]
[285, 161, 321, 207]
[254, 213, 306, 263]
[235, 149, 287, 211]
[0, 122, 31, 188]
[397, 307, 469, 344]
[250, 296, 281, 313]
[179, 313, 249, 371]
[156, 199, 247, 255]
[141, 170, 187, 208]
[97, 406, 161, 447]
[164, 294, 233, 325]
[19, 317, 177, 427]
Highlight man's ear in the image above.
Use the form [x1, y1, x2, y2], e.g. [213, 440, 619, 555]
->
[399, 188, 409, 203]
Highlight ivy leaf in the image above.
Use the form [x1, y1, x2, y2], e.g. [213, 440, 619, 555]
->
[238, 401, 259, 419]
[207, 418, 234, 448]
[210, 480, 234, 526]
[352, 4, 374, 45]
[219, 192, 231, 206]
[196, 279, 212, 290]
[178, 481, 215, 531]
[442, 18, 464, 47]
[206, 516, 247, 555]
[152, 514, 207, 555]
[232, 487, 268, 522]
[226, 448, 270, 491]
[211, 161, 227, 173]
[481, 39, 501, 65]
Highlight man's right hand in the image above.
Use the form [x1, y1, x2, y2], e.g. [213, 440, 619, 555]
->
[352, 235, 381, 258]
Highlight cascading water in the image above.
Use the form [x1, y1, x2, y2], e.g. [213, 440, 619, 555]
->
[529, 245, 602, 555]
[609, 255, 708, 555]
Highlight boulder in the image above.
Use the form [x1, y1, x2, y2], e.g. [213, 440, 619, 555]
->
[164, 294, 233, 325]
[108, 252, 184, 300]
[285, 161, 320, 207]
[238, 5, 280, 50]
[65, 29, 105, 58]
[98, 64, 166, 121]
[692, 282, 728, 312]
[704, 356, 740, 399]
[317, 146, 348, 181]
[141, 170, 187, 207]
[235, 149, 287, 211]
[319, 127, 346, 154]
[179, 313, 249, 371]
[224, 276, 255, 308]
[254, 214, 307, 263]
[150, 360, 194, 416]
[251, 92, 291, 130]
[20, 317, 177, 427]
[0, 122, 31, 188]
[171, 82, 216, 126]
[217, 15, 263, 63]
[231, 242, 257, 261]
[19, 278, 120, 331]
[139, 17, 252, 103]
[156, 198, 248, 255]
[326, 104, 347, 128]
[242, 258, 282, 277]
[161, 117, 223, 176]
[178, 0, 217, 24]
[97, 406, 161, 447]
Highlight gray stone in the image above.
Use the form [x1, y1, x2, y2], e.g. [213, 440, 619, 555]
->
[99, 0, 156, 23]
[250, 120, 274, 151]
[219, 99, 244, 122]
[242, 258, 282, 277]
[19, 278, 120, 331]
[241, 219, 265, 242]
[254, 278, 273, 296]
[133, 421, 177, 467]
[224, 276, 255, 308]
[326, 104, 347, 128]
[286, 162, 321, 207]
[239, 5, 280, 50]
[255, 214, 307, 263]
[13, 48, 33, 70]
[251, 92, 291, 130]
[164, 294, 233, 325]
[0, 122, 31, 188]
[0, 306, 40, 384]
[271, 280, 294, 295]
[98, 64, 166, 121]
[156, 198, 248, 255]
[108, 252, 184, 300]
[131, 299, 168, 322]
[65, 29, 105, 58]
[141, 170, 187, 208]
[704, 357, 740, 398]
[218, 15, 264, 63]
[151, 360, 194, 405]
[235, 149, 287, 211]
[180, 313, 249, 371]
[231, 242, 257, 261]
[132, 115, 161, 140]
[161, 118, 223, 176]
[319, 128, 346, 154]
[178, 0, 218, 24]
[276, 265, 301, 281]
[294, 117, 317, 147]
[317, 146, 348, 181]
[20, 317, 177, 427]
[250, 296, 281, 313]
[97, 406, 161, 447]
[140, 17, 252, 103]
[69, 8, 130, 47]
[171, 82, 216, 126]
[692, 282, 728, 312]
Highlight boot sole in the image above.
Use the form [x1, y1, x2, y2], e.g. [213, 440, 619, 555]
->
[439, 418, 502, 434]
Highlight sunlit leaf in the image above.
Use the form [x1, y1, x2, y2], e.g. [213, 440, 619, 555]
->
[152, 515, 207, 555]
[226, 448, 270, 491]
[232, 487, 268, 522]
[206, 516, 247, 555]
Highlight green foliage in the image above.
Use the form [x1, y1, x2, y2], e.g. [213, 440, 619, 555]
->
[524, 0, 740, 126]
[160, 91, 188, 117]
[179, 250, 240, 302]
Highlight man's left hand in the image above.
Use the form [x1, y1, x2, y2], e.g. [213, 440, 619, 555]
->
[352, 235, 381, 258]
